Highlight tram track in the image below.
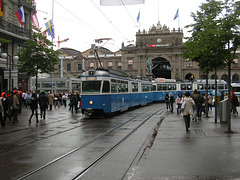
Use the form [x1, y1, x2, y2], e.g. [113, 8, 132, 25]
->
[17, 107, 165, 180]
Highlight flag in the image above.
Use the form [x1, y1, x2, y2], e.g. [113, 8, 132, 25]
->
[0, 0, 4, 17]
[173, 8, 179, 20]
[15, 6, 25, 26]
[31, 12, 39, 28]
[137, 11, 140, 23]
[45, 19, 55, 39]
[100, 0, 144, 6]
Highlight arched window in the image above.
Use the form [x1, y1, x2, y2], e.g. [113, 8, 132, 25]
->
[232, 74, 239, 82]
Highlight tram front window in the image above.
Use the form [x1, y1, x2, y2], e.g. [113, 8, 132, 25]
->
[82, 81, 101, 93]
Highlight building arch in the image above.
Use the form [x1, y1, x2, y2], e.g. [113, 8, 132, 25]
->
[185, 73, 195, 80]
[232, 74, 239, 82]
[221, 74, 228, 81]
[151, 57, 171, 78]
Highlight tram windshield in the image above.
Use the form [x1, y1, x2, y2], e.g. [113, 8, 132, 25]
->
[82, 81, 101, 93]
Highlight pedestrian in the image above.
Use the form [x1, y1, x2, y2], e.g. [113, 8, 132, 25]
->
[62, 93, 67, 108]
[12, 91, 20, 124]
[231, 91, 239, 115]
[191, 89, 202, 121]
[47, 91, 54, 110]
[224, 92, 228, 99]
[169, 92, 175, 113]
[70, 92, 78, 113]
[2, 93, 11, 122]
[208, 93, 213, 111]
[54, 93, 59, 108]
[39, 90, 48, 120]
[164, 94, 170, 111]
[28, 91, 39, 125]
[182, 91, 196, 132]
[175, 93, 183, 114]
[0, 96, 5, 127]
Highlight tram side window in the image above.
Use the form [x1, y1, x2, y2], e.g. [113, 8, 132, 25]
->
[124, 81, 128, 92]
[152, 85, 156, 91]
[111, 79, 117, 93]
[132, 82, 138, 92]
[102, 81, 110, 93]
[163, 84, 167, 90]
[197, 84, 204, 90]
[218, 84, 224, 90]
[167, 84, 176, 90]
[187, 84, 192, 90]
[181, 84, 186, 90]
[157, 84, 162, 91]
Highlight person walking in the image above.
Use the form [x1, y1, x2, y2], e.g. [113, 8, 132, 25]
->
[28, 92, 39, 125]
[169, 92, 175, 113]
[182, 92, 196, 132]
[164, 94, 170, 111]
[231, 91, 239, 115]
[47, 91, 54, 110]
[70, 92, 78, 113]
[0, 97, 5, 127]
[208, 93, 213, 111]
[175, 93, 183, 115]
[39, 90, 48, 120]
[2, 93, 11, 122]
[12, 91, 20, 124]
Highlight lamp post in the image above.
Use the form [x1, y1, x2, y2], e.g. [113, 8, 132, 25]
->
[1, 53, 19, 92]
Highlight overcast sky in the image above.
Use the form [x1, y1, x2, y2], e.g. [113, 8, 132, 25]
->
[35, 0, 206, 52]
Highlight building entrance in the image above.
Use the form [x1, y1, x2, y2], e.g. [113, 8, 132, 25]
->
[152, 57, 171, 79]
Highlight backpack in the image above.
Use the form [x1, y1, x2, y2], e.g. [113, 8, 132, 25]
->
[232, 96, 239, 106]
[71, 95, 78, 105]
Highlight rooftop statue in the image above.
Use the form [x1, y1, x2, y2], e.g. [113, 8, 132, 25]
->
[146, 58, 152, 73]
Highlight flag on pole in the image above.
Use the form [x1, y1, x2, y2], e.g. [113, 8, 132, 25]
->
[15, 6, 25, 26]
[0, 0, 4, 17]
[100, 0, 144, 6]
[173, 8, 179, 20]
[137, 11, 140, 23]
[45, 19, 55, 39]
[31, 12, 39, 28]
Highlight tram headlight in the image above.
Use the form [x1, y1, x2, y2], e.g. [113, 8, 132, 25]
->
[89, 101, 93, 105]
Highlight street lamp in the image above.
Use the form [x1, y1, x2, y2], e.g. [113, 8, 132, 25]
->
[1, 53, 19, 92]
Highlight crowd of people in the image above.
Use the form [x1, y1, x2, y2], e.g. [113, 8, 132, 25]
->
[164, 90, 239, 132]
[0, 89, 81, 127]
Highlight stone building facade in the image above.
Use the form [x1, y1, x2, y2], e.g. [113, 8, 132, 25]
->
[0, 0, 35, 92]
[55, 22, 240, 83]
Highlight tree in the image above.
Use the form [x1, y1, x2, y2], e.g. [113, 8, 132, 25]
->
[18, 27, 59, 93]
[182, 0, 240, 132]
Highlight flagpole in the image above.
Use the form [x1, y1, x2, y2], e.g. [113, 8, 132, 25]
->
[178, 7, 180, 29]
[51, 0, 54, 94]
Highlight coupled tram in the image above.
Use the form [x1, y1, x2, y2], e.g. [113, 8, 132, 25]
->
[80, 68, 227, 117]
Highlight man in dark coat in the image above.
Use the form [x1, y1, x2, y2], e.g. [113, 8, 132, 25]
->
[29, 91, 39, 125]
[39, 90, 48, 120]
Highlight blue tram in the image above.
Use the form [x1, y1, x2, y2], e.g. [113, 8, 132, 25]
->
[81, 69, 154, 116]
[80, 69, 228, 117]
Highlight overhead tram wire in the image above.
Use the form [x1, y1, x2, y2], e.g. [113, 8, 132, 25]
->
[119, 0, 139, 27]
[90, 0, 129, 41]
[54, 0, 103, 37]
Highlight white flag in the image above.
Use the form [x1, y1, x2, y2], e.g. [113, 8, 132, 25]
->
[31, 12, 39, 28]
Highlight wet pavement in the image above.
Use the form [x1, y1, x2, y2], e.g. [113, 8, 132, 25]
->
[125, 108, 240, 180]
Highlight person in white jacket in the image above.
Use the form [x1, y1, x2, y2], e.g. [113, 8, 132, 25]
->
[182, 92, 196, 132]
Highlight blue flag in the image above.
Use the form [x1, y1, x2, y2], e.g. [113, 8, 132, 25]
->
[173, 8, 179, 20]
[45, 19, 55, 39]
[137, 11, 140, 22]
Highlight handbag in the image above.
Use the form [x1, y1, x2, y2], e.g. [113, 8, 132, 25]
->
[180, 101, 186, 112]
